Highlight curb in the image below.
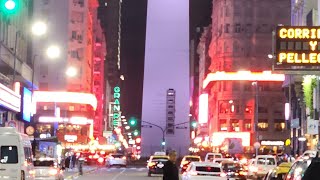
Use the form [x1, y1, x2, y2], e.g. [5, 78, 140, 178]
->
[65, 168, 98, 179]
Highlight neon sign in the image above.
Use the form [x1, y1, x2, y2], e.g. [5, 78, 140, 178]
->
[275, 26, 320, 70]
[112, 86, 121, 127]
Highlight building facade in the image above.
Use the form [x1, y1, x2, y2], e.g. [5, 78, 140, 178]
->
[0, 0, 33, 131]
[203, 0, 291, 154]
[32, 0, 106, 138]
[141, 0, 190, 157]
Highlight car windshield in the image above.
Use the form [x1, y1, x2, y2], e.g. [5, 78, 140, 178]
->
[287, 160, 311, 178]
[185, 157, 200, 162]
[196, 166, 221, 172]
[0, 146, 18, 164]
[33, 160, 55, 167]
[152, 157, 169, 162]
[111, 154, 124, 158]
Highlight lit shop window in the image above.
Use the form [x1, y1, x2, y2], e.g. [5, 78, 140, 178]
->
[243, 119, 251, 131]
[219, 119, 228, 131]
[274, 119, 286, 131]
[258, 119, 268, 131]
[230, 119, 240, 132]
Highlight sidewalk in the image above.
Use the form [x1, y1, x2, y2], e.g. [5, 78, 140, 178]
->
[63, 165, 97, 179]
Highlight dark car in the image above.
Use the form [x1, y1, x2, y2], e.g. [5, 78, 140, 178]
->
[147, 155, 169, 176]
[221, 160, 247, 180]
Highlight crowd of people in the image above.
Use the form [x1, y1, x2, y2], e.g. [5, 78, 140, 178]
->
[61, 152, 78, 171]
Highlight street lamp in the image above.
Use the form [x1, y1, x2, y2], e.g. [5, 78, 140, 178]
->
[31, 21, 47, 37]
[46, 45, 61, 59]
[66, 66, 77, 77]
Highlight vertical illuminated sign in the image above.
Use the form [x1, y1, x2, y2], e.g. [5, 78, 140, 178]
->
[198, 94, 208, 124]
[113, 86, 121, 127]
[22, 87, 32, 122]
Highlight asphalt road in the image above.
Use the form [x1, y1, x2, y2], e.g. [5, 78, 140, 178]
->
[75, 167, 163, 180]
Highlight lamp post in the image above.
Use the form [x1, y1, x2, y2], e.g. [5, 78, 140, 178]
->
[141, 121, 190, 152]
[252, 81, 259, 156]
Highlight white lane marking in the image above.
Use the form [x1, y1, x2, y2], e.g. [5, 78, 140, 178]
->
[111, 169, 126, 180]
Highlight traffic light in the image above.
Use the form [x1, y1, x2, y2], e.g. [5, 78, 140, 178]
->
[0, 0, 19, 14]
[136, 137, 141, 144]
[128, 117, 137, 126]
[161, 141, 166, 146]
[133, 130, 139, 136]
[191, 121, 197, 128]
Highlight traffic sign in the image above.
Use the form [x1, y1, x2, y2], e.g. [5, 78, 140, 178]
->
[254, 142, 261, 149]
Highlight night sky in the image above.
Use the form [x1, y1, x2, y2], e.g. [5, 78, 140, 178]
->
[106, 0, 212, 120]
[120, 0, 148, 119]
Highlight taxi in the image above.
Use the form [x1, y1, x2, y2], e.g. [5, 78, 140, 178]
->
[147, 152, 169, 176]
[263, 162, 292, 180]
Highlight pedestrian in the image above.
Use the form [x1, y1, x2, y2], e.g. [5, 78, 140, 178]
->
[71, 153, 76, 169]
[163, 150, 179, 180]
[65, 156, 70, 172]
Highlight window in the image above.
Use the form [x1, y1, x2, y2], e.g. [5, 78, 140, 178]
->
[225, 24, 230, 33]
[24, 147, 32, 163]
[71, 31, 77, 39]
[258, 119, 268, 131]
[243, 119, 251, 131]
[258, 107, 268, 113]
[274, 119, 285, 131]
[0, 146, 18, 163]
[235, 24, 241, 33]
[33, 160, 55, 167]
[230, 119, 240, 132]
[220, 119, 228, 131]
[245, 24, 252, 33]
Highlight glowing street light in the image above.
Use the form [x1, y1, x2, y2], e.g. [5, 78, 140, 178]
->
[46, 45, 60, 59]
[4, 0, 15, 10]
[66, 66, 77, 77]
[31, 21, 47, 36]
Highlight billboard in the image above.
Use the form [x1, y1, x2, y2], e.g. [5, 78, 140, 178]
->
[275, 26, 320, 71]
[22, 87, 32, 122]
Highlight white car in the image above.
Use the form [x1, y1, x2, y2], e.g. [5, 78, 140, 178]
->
[33, 158, 64, 180]
[204, 153, 223, 162]
[182, 162, 227, 180]
[248, 155, 277, 179]
[106, 154, 127, 167]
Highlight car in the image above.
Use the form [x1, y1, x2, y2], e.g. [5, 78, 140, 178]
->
[182, 162, 227, 180]
[180, 155, 201, 171]
[0, 127, 35, 180]
[204, 153, 223, 162]
[106, 154, 127, 167]
[221, 160, 247, 180]
[147, 155, 169, 176]
[285, 157, 312, 180]
[263, 162, 292, 180]
[247, 155, 277, 179]
[33, 158, 64, 180]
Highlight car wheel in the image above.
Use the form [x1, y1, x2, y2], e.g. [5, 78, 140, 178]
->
[148, 171, 151, 177]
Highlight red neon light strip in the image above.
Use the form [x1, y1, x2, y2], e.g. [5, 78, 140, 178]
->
[33, 91, 97, 110]
[203, 71, 285, 89]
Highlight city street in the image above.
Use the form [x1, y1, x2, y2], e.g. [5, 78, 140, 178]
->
[71, 166, 162, 180]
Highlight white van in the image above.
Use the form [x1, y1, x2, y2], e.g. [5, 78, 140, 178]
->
[204, 153, 223, 162]
[0, 127, 34, 180]
[248, 155, 277, 179]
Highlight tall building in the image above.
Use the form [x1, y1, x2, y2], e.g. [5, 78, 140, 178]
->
[32, 0, 106, 140]
[141, 0, 190, 157]
[203, 0, 291, 154]
[0, 0, 33, 131]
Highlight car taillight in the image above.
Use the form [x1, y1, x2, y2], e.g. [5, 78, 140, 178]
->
[29, 170, 35, 175]
[89, 155, 93, 159]
[98, 157, 104, 163]
[93, 154, 99, 159]
[239, 171, 247, 176]
[220, 172, 227, 177]
[122, 156, 126, 160]
[148, 162, 156, 167]
[49, 169, 58, 175]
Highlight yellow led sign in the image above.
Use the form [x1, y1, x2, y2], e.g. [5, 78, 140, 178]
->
[275, 26, 320, 70]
